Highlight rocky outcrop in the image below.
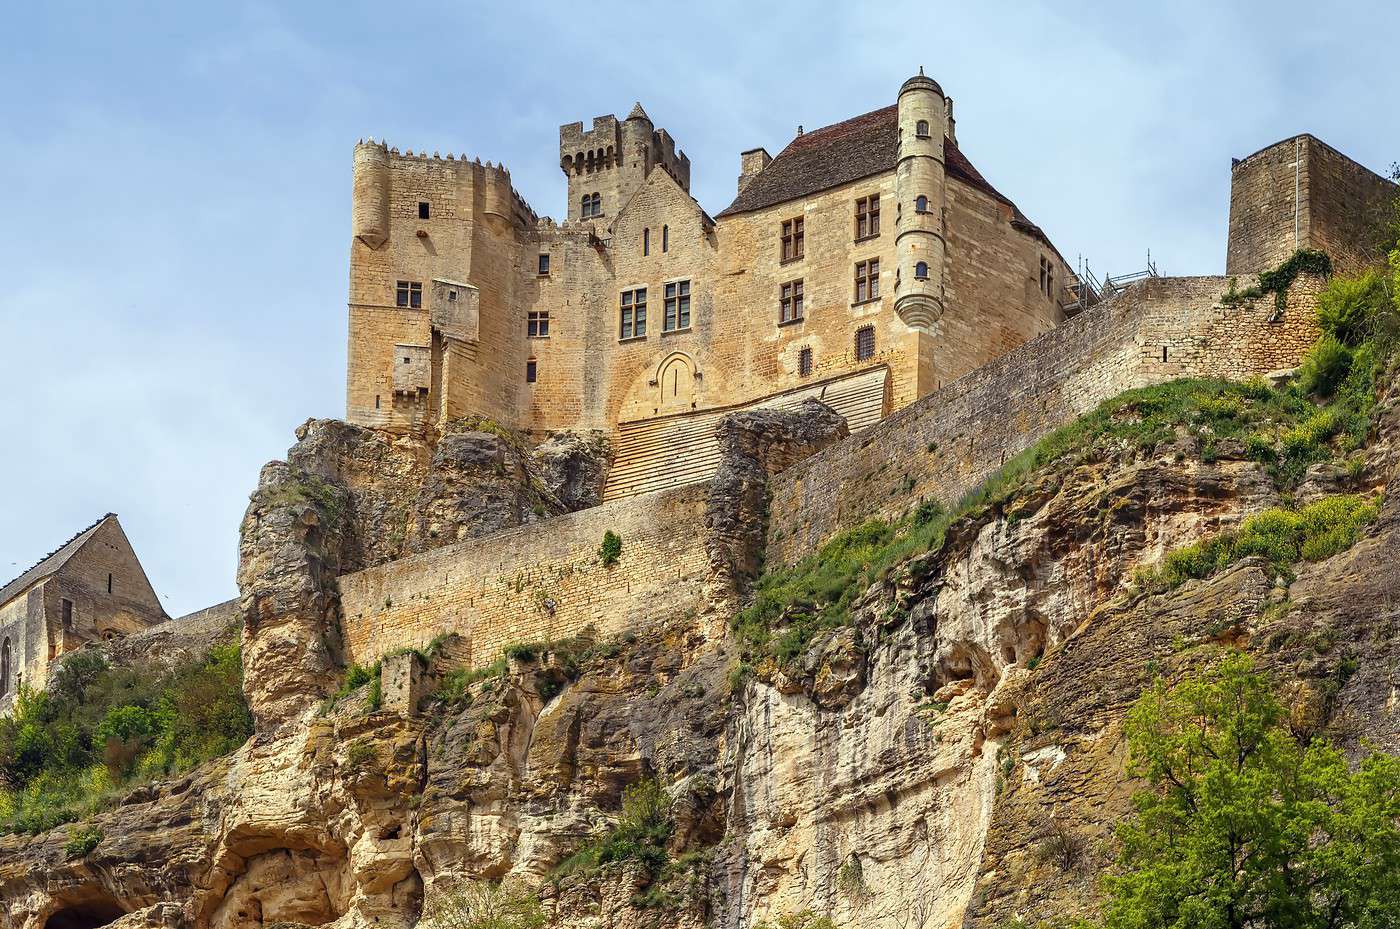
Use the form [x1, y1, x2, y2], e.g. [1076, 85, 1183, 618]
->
[532, 431, 611, 511]
[705, 399, 849, 599]
[5, 390, 1396, 929]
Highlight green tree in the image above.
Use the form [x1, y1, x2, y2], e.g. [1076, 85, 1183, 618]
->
[1103, 653, 1400, 929]
[419, 877, 546, 929]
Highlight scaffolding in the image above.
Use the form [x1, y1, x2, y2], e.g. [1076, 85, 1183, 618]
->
[1061, 250, 1159, 317]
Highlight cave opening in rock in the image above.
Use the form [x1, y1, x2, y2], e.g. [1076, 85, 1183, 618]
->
[45, 900, 127, 929]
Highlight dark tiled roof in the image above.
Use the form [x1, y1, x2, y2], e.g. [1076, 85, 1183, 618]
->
[0, 514, 114, 607]
[715, 105, 1055, 252]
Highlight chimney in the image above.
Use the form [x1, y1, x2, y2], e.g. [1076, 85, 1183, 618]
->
[738, 147, 772, 194]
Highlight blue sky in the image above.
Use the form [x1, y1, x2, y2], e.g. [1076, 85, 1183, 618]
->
[1, 0, 1395, 617]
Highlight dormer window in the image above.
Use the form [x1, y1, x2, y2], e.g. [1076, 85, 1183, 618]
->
[418, 202, 430, 219]
[915, 120, 930, 138]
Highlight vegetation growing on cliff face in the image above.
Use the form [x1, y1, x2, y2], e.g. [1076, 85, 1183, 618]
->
[556, 777, 674, 881]
[0, 640, 252, 835]
[1132, 494, 1380, 593]
[735, 251, 1399, 669]
[420, 876, 546, 929]
[1101, 654, 1400, 929]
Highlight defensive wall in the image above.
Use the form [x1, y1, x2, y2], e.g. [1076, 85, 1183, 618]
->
[765, 273, 1322, 565]
[337, 482, 711, 667]
[333, 272, 1322, 666]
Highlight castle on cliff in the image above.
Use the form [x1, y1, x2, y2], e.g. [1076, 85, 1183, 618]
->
[346, 72, 1081, 499]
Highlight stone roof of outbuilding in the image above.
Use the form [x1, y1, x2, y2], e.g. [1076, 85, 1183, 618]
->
[714, 104, 1056, 252]
[0, 514, 115, 607]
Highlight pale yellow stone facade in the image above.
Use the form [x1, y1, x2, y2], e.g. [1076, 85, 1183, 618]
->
[345, 74, 1074, 447]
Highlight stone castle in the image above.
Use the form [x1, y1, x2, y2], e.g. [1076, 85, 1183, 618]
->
[3, 72, 1394, 704]
[346, 73, 1080, 499]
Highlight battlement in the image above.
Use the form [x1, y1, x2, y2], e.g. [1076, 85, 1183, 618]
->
[354, 138, 539, 226]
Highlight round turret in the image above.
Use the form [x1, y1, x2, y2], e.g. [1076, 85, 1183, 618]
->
[894, 71, 948, 332]
[352, 140, 391, 250]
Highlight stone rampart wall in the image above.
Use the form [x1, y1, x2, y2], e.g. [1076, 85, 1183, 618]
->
[766, 274, 1322, 565]
[337, 483, 711, 667]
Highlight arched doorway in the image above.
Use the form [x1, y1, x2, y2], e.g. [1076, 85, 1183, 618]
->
[656, 352, 697, 412]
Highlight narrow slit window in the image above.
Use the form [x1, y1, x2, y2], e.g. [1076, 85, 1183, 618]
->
[798, 347, 813, 377]
[643, 228, 650, 256]
[662, 225, 669, 252]
[526, 359, 537, 383]
[418, 201, 430, 219]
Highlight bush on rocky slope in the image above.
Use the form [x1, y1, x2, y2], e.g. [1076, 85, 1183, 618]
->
[0, 638, 250, 834]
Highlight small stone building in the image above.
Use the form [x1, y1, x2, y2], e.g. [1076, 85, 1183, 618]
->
[0, 514, 168, 710]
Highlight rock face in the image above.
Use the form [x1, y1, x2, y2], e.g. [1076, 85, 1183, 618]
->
[705, 399, 849, 597]
[3, 393, 1398, 929]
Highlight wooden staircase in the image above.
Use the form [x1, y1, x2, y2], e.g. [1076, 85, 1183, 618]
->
[602, 367, 889, 502]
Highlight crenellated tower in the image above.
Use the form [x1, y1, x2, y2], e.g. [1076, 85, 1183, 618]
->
[894, 71, 948, 332]
[559, 104, 690, 222]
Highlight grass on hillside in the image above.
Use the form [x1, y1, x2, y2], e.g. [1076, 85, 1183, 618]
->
[734, 251, 1399, 669]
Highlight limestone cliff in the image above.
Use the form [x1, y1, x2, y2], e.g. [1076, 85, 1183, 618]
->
[2, 382, 1397, 929]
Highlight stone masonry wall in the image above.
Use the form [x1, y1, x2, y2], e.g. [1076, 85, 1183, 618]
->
[766, 274, 1321, 565]
[1227, 134, 1396, 275]
[337, 483, 711, 668]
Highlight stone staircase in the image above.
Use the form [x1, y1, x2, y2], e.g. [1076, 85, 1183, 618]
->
[602, 367, 889, 501]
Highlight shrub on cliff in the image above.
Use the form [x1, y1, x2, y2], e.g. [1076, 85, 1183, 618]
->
[1101, 654, 1400, 929]
[420, 877, 546, 929]
[556, 777, 674, 882]
[0, 639, 252, 835]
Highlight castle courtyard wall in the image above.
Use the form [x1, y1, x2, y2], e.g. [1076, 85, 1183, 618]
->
[765, 274, 1322, 565]
[337, 483, 711, 668]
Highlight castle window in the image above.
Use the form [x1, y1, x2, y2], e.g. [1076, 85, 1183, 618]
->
[581, 192, 602, 218]
[395, 280, 422, 308]
[528, 310, 550, 338]
[61, 598, 73, 630]
[798, 347, 814, 377]
[418, 201, 430, 219]
[780, 217, 804, 262]
[780, 280, 804, 324]
[915, 261, 929, 280]
[664, 280, 691, 331]
[526, 359, 537, 383]
[643, 228, 650, 256]
[1039, 256, 1056, 298]
[856, 195, 880, 240]
[0, 637, 8, 697]
[375, 395, 380, 409]
[662, 225, 669, 252]
[855, 325, 876, 361]
[854, 258, 880, 304]
[620, 288, 647, 339]
[538, 253, 550, 276]
[107, 573, 113, 594]
[916, 120, 930, 138]
[915, 195, 929, 213]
